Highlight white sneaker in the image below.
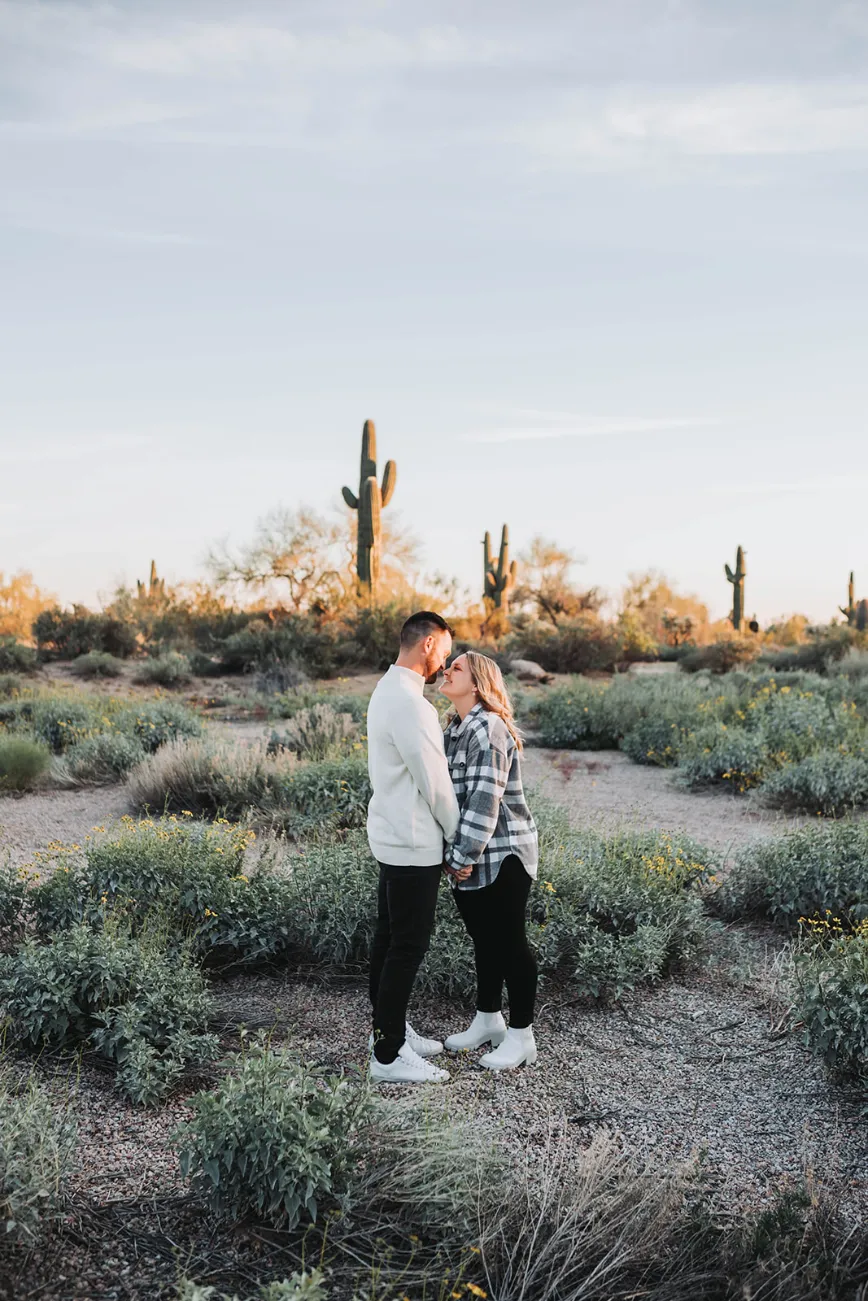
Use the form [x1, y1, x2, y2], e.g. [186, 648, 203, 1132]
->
[479, 1026, 537, 1071]
[445, 1010, 507, 1052]
[368, 1022, 444, 1058]
[370, 1042, 450, 1084]
[404, 1021, 443, 1058]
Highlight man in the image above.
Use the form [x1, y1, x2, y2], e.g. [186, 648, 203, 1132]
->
[366, 610, 460, 1083]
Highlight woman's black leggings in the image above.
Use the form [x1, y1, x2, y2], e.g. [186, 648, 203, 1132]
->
[452, 854, 537, 1029]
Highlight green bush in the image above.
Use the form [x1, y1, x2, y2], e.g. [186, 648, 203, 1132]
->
[0, 637, 37, 674]
[32, 605, 137, 660]
[273, 688, 369, 724]
[679, 637, 760, 674]
[134, 651, 192, 687]
[0, 673, 22, 699]
[793, 919, 868, 1077]
[65, 732, 147, 784]
[757, 749, 868, 815]
[175, 1044, 373, 1226]
[68, 651, 125, 679]
[0, 926, 218, 1104]
[0, 736, 51, 791]
[676, 722, 769, 791]
[26, 694, 104, 752]
[0, 1069, 76, 1244]
[113, 699, 203, 752]
[533, 677, 619, 748]
[219, 618, 341, 681]
[268, 704, 360, 762]
[129, 739, 370, 834]
[718, 821, 868, 929]
[0, 859, 28, 944]
[187, 651, 224, 677]
[512, 616, 623, 674]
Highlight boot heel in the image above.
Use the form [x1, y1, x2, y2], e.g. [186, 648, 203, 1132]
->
[524, 1047, 538, 1066]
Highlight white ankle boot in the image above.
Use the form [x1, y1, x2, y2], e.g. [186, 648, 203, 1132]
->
[444, 1010, 507, 1052]
[479, 1025, 537, 1070]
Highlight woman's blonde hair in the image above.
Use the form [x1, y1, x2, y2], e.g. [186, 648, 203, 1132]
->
[461, 650, 523, 751]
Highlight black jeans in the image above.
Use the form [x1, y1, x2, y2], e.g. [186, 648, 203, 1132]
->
[453, 854, 537, 1029]
[369, 861, 442, 1064]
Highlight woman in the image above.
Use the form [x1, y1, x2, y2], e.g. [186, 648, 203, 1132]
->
[440, 651, 539, 1070]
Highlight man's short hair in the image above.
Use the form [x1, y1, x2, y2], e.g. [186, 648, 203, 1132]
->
[400, 610, 454, 648]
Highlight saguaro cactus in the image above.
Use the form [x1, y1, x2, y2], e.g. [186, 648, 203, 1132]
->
[483, 525, 518, 613]
[137, 560, 165, 603]
[725, 546, 746, 632]
[857, 600, 868, 633]
[840, 572, 857, 625]
[342, 419, 397, 597]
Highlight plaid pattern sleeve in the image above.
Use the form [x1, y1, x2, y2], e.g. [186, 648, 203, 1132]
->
[444, 705, 539, 890]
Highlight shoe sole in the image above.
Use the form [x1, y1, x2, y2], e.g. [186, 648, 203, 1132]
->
[369, 1070, 449, 1084]
[444, 1031, 507, 1052]
[480, 1048, 538, 1071]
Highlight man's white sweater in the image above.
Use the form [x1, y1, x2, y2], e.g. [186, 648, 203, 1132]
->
[366, 665, 460, 866]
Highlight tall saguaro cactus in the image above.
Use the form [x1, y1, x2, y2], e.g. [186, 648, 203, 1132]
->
[725, 546, 747, 632]
[840, 572, 857, 625]
[483, 525, 518, 614]
[342, 420, 397, 598]
[137, 560, 165, 603]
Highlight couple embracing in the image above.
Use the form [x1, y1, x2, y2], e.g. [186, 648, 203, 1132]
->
[366, 611, 539, 1084]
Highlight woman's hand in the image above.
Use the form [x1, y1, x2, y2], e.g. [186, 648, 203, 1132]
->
[445, 863, 473, 883]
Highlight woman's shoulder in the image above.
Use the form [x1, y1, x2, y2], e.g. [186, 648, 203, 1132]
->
[468, 708, 512, 755]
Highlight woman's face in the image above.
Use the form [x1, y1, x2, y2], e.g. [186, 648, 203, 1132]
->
[440, 654, 477, 708]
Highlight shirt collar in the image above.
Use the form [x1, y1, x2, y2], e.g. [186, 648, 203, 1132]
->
[388, 664, 425, 694]
[454, 701, 485, 736]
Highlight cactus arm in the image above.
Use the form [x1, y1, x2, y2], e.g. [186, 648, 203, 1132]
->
[725, 564, 734, 583]
[342, 486, 359, 510]
[381, 460, 397, 508]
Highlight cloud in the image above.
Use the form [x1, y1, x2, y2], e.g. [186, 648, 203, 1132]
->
[515, 82, 868, 167]
[469, 413, 718, 443]
[0, 435, 152, 466]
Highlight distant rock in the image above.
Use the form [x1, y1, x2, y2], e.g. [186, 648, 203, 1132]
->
[509, 659, 555, 684]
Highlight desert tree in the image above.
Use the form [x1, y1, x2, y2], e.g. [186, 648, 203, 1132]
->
[513, 537, 601, 628]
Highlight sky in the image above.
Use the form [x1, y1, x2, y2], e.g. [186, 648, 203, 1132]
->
[1, 0, 867, 624]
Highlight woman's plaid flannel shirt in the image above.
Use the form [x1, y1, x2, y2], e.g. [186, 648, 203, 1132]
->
[443, 703, 538, 890]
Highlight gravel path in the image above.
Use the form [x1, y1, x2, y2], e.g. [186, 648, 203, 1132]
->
[523, 747, 830, 855]
[0, 786, 130, 869]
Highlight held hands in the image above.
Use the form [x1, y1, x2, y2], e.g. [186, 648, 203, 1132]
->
[443, 861, 473, 883]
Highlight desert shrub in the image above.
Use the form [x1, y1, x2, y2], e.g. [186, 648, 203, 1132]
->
[27, 818, 293, 969]
[793, 918, 868, 1078]
[33, 605, 137, 660]
[0, 674, 22, 699]
[275, 755, 370, 833]
[177, 1272, 328, 1301]
[536, 826, 717, 999]
[0, 1069, 76, 1244]
[134, 651, 192, 687]
[0, 859, 28, 944]
[757, 749, 868, 815]
[64, 732, 147, 784]
[128, 737, 297, 821]
[0, 637, 37, 674]
[26, 694, 104, 752]
[68, 651, 124, 679]
[175, 1043, 374, 1227]
[676, 723, 771, 791]
[273, 688, 369, 724]
[113, 699, 203, 752]
[533, 677, 619, 748]
[718, 821, 868, 929]
[187, 651, 224, 677]
[680, 636, 760, 674]
[268, 704, 359, 762]
[830, 647, 868, 681]
[337, 603, 411, 672]
[619, 715, 686, 766]
[130, 738, 370, 835]
[513, 616, 623, 674]
[0, 925, 218, 1104]
[0, 736, 51, 791]
[219, 618, 341, 681]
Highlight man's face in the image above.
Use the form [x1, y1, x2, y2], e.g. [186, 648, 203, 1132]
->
[423, 631, 452, 685]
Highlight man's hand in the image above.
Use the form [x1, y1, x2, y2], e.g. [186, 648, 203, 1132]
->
[443, 862, 473, 883]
